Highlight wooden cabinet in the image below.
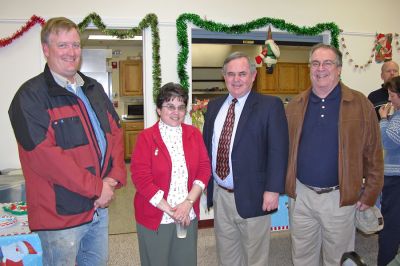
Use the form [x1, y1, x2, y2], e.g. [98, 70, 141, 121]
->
[255, 62, 310, 94]
[119, 60, 143, 97]
[277, 63, 300, 94]
[122, 121, 144, 160]
[255, 65, 278, 94]
[298, 64, 312, 92]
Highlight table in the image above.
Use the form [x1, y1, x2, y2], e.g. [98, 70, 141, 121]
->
[0, 203, 42, 265]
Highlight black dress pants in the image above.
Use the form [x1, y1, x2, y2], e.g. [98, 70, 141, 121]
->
[378, 175, 400, 266]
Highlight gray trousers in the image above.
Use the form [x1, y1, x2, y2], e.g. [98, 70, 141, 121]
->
[213, 183, 271, 266]
[136, 219, 198, 266]
[289, 180, 356, 266]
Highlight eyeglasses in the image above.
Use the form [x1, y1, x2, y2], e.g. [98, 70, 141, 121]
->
[310, 60, 336, 69]
[162, 104, 187, 112]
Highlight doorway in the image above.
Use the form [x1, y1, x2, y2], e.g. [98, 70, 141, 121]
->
[81, 29, 142, 234]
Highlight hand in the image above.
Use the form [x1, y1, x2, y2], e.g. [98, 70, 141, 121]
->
[262, 191, 279, 212]
[94, 180, 115, 209]
[172, 200, 192, 226]
[156, 199, 174, 217]
[356, 201, 370, 211]
[103, 177, 118, 189]
[379, 102, 392, 119]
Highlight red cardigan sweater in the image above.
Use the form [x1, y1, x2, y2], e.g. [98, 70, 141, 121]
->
[130, 122, 211, 230]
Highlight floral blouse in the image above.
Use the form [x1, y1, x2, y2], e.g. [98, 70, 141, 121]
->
[149, 120, 204, 224]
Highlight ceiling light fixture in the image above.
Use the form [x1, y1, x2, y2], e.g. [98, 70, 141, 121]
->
[88, 35, 142, 41]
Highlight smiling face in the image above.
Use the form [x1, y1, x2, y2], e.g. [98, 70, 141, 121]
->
[223, 57, 256, 99]
[42, 28, 81, 83]
[310, 48, 342, 96]
[157, 97, 186, 127]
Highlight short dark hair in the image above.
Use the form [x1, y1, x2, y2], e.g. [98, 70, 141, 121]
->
[156, 82, 188, 109]
[222, 51, 256, 75]
[309, 43, 343, 67]
[41, 17, 80, 44]
[384, 76, 400, 94]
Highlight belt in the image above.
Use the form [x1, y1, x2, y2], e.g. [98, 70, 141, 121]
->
[304, 184, 339, 194]
[218, 184, 234, 193]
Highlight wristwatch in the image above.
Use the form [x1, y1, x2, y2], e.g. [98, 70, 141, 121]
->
[186, 198, 194, 204]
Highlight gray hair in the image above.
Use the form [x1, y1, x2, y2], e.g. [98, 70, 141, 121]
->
[222, 52, 257, 75]
[309, 43, 343, 67]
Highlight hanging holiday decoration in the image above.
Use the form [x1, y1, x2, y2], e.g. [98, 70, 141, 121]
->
[0, 13, 161, 103]
[375, 33, 393, 63]
[3, 13, 400, 99]
[78, 12, 161, 102]
[176, 13, 340, 92]
[339, 30, 375, 70]
[339, 31, 399, 69]
[255, 26, 280, 74]
[0, 15, 45, 47]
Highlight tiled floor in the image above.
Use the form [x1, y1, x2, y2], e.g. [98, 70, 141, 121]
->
[108, 165, 379, 265]
[109, 166, 136, 234]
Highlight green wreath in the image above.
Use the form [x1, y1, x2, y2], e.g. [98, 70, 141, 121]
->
[79, 12, 161, 102]
[176, 13, 340, 92]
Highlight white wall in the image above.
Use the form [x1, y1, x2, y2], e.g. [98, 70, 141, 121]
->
[1, 0, 400, 168]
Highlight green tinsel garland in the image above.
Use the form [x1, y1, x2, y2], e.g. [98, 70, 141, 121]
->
[78, 12, 161, 102]
[176, 13, 340, 92]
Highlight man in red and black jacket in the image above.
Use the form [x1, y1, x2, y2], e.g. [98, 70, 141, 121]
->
[8, 17, 126, 266]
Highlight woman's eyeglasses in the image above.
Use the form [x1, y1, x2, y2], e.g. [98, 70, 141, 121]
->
[162, 104, 187, 112]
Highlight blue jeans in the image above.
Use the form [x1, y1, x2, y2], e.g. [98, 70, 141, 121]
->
[378, 176, 400, 266]
[37, 208, 109, 266]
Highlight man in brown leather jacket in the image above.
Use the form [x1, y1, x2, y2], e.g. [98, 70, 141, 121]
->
[285, 43, 384, 266]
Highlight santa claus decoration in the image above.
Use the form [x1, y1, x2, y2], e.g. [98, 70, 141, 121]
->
[0, 240, 37, 266]
[375, 33, 393, 63]
[255, 26, 280, 74]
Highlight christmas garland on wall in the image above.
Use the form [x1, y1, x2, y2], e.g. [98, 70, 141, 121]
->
[3, 13, 400, 100]
[79, 13, 161, 102]
[176, 13, 340, 92]
[0, 13, 161, 102]
[0, 15, 45, 47]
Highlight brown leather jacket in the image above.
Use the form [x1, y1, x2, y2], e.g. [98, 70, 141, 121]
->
[285, 83, 384, 206]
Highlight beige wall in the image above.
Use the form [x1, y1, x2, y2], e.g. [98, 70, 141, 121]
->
[1, 0, 400, 168]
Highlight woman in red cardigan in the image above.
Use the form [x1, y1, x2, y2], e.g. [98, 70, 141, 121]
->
[131, 82, 211, 266]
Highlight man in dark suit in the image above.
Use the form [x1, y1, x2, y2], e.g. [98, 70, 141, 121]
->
[203, 52, 289, 266]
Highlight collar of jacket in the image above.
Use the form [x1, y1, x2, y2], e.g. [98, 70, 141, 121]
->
[292, 82, 355, 104]
[43, 64, 96, 97]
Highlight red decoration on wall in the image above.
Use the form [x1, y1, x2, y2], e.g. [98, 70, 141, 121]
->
[375, 33, 393, 63]
[0, 15, 45, 48]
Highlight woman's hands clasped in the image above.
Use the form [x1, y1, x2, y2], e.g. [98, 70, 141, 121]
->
[172, 200, 193, 226]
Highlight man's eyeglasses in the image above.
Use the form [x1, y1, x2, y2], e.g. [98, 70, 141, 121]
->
[162, 104, 187, 112]
[310, 60, 336, 69]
